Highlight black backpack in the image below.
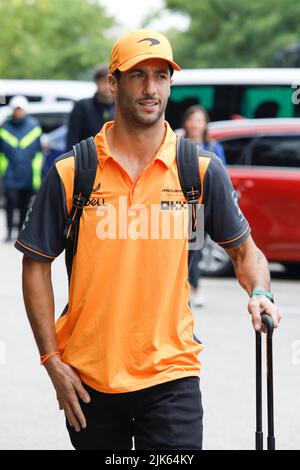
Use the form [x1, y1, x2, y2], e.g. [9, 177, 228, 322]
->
[63, 136, 213, 281]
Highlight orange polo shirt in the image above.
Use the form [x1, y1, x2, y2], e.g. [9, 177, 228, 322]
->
[15, 120, 250, 393]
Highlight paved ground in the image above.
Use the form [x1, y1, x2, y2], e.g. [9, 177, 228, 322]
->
[0, 211, 299, 450]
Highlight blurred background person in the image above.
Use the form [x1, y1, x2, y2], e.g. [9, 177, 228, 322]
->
[183, 104, 226, 164]
[66, 64, 115, 149]
[41, 125, 68, 179]
[0, 95, 42, 243]
[182, 105, 226, 306]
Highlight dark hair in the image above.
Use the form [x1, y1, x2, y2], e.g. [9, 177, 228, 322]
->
[94, 64, 109, 81]
[113, 64, 174, 81]
[113, 69, 121, 80]
[182, 105, 210, 145]
[168, 64, 174, 77]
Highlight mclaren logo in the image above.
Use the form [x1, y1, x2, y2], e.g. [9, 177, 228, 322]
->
[162, 188, 183, 194]
[138, 37, 160, 47]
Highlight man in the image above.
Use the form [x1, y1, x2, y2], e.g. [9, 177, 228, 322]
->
[66, 64, 114, 149]
[0, 95, 42, 242]
[15, 30, 281, 450]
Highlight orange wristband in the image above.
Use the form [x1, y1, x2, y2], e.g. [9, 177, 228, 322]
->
[40, 352, 60, 366]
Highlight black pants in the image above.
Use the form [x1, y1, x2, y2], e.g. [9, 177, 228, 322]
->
[4, 188, 32, 237]
[67, 376, 203, 450]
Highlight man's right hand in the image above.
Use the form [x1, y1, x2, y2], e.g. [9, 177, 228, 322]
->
[44, 356, 91, 432]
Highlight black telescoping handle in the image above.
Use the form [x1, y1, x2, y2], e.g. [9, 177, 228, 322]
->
[255, 314, 275, 451]
[255, 328, 263, 450]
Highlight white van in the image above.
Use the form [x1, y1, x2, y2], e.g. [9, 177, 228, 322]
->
[0, 101, 73, 132]
[0, 79, 95, 106]
[2, 68, 300, 128]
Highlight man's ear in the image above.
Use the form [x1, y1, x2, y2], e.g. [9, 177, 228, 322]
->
[107, 74, 118, 97]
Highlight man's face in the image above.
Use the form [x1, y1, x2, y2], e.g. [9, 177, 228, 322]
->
[185, 111, 207, 140]
[13, 107, 26, 120]
[96, 76, 113, 102]
[110, 59, 172, 127]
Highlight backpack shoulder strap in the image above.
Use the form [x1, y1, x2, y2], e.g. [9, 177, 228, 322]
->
[176, 136, 213, 264]
[176, 136, 213, 207]
[63, 136, 98, 280]
[73, 136, 98, 205]
[176, 136, 202, 206]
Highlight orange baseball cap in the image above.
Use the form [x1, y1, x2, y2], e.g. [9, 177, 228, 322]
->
[109, 29, 181, 74]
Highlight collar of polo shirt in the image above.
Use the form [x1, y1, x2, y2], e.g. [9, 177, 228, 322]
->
[95, 121, 175, 169]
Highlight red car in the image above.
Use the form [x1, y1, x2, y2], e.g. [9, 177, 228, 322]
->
[200, 118, 300, 276]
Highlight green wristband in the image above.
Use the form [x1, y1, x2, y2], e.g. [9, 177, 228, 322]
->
[251, 289, 274, 303]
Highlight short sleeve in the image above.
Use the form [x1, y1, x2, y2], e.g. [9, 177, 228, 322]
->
[14, 164, 67, 262]
[203, 155, 251, 248]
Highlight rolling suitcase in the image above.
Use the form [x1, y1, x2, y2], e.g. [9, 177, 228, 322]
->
[255, 314, 275, 450]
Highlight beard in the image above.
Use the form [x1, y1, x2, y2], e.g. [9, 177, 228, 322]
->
[117, 90, 168, 128]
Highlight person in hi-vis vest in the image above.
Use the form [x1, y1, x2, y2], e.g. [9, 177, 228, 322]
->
[0, 95, 43, 242]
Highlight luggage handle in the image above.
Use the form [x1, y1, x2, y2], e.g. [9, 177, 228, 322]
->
[255, 313, 275, 450]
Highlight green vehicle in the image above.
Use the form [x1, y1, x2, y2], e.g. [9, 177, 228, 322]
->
[167, 67, 300, 128]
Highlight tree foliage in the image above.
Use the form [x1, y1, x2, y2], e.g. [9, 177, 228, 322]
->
[163, 0, 300, 68]
[0, 0, 115, 79]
